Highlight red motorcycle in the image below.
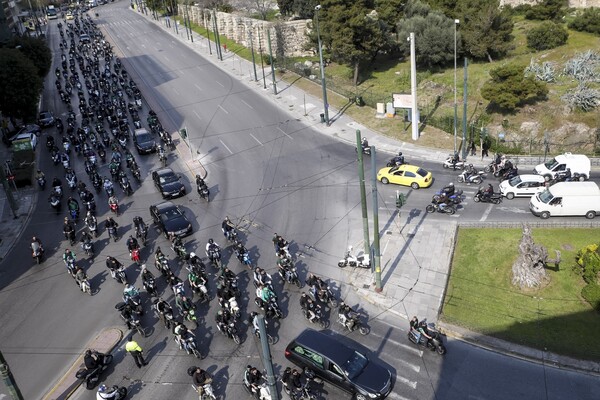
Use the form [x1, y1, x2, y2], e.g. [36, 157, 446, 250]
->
[109, 202, 119, 215]
[130, 247, 141, 265]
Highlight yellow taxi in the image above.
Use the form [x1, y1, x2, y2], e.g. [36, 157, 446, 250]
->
[66, 11, 74, 20]
[377, 164, 433, 189]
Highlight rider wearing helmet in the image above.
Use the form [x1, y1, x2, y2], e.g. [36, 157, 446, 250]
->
[96, 384, 120, 400]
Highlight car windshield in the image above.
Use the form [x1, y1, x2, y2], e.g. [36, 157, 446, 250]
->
[343, 351, 368, 380]
[160, 207, 182, 219]
[543, 159, 558, 170]
[416, 168, 428, 177]
[137, 133, 153, 142]
[538, 189, 553, 204]
[508, 176, 522, 186]
[160, 173, 178, 184]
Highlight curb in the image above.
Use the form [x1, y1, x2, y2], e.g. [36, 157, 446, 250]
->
[43, 327, 123, 400]
[438, 321, 600, 376]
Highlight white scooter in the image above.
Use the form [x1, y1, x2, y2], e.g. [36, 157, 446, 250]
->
[442, 155, 465, 170]
[338, 246, 370, 268]
[457, 170, 484, 184]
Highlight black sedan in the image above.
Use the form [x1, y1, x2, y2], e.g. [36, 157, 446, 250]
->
[152, 168, 186, 199]
[38, 111, 55, 128]
[149, 201, 193, 238]
[133, 128, 157, 155]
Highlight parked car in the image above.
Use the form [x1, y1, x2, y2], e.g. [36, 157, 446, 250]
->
[149, 201, 193, 238]
[152, 167, 186, 199]
[499, 174, 546, 200]
[285, 329, 393, 400]
[38, 111, 55, 128]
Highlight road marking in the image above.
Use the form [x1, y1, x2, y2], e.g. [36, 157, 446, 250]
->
[241, 99, 254, 109]
[479, 204, 493, 221]
[172, 87, 180, 95]
[277, 127, 293, 140]
[396, 375, 417, 389]
[387, 393, 413, 400]
[497, 206, 530, 214]
[194, 83, 202, 91]
[218, 105, 229, 114]
[250, 133, 263, 146]
[215, 80, 224, 87]
[193, 110, 202, 120]
[220, 139, 233, 154]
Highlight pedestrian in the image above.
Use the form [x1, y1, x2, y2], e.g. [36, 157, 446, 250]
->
[481, 141, 489, 159]
[469, 141, 476, 156]
[125, 336, 147, 368]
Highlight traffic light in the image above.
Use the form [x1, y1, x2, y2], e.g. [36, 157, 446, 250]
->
[179, 128, 187, 139]
[396, 192, 406, 208]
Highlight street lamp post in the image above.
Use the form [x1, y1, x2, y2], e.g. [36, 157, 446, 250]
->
[453, 19, 459, 156]
[315, 5, 329, 126]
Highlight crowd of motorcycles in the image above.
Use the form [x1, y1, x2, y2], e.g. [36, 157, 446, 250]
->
[30, 12, 387, 400]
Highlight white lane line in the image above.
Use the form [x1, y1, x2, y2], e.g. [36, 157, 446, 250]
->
[398, 358, 421, 373]
[218, 105, 229, 114]
[277, 127, 293, 140]
[194, 83, 202, 91]
[250, 133, 263, 146]
[396, 375, 417, 390]
[193, 110, 202, 120]
[479, 204, 493, 222]
[241, 99, 254, 109]
[173, 87, 180, 95]
[387, 393, 413, 400]
[215, 81, 224, 87]
[220, 140, 233, 154]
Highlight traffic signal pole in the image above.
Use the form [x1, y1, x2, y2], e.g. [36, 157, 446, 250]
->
[356, 130, 370, 267]
[371, 146, 382, 292]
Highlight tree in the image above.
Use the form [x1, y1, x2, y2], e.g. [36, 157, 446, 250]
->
[526, 21, 568, 51]
[319, 0, 390, 85]
[456, 0, 514, 62]
[0, 49, 42, 122]
[396, 11, 457, 69]
[374, 0, 405, 33]
[568, 7, 600, 36]
[7, 36, 51, 78]
[277, 0, 295, 16]
[481, 63, 548, 112]
[524, 0, 566, 21]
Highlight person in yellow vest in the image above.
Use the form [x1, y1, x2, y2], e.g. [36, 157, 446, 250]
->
[125, 336, 147, 368]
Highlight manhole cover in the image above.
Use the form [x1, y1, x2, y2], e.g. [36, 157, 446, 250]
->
[363, 284, 371, 289]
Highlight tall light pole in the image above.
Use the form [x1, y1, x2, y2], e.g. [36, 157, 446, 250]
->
[453, 19, 459, 156]
[315, 5, 329, 126]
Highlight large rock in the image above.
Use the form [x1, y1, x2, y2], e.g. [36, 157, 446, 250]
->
[512, 225, 549, 289]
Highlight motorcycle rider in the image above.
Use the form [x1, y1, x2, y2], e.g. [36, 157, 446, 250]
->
[80, 230, 93, 247]
[482, 183, 494, 201]
[103, 177, 113, 195]
[63, 248, 76, 269]
[105, 256, 123, 277]
[245, 364, 263, 396]
[195, 174, 208, 194]
[123, 284, 139, 302]
[105, 217, 119, 236]
[133, 216, 146, 240]
[234, 241, 249, 262]
[283, 368, 302, 395]
[392, 151, 405, 165]
[96, 384, 121, 400]
[441, 182, 455, 197]
[272, 233, 289, 255]
[417, 320, 433, 349]
[154, 297, 173, 329]
[188, 268, 208, 294]
[222, 216, 235, 240]
[35, 169, 46, 183]
[173, 321, 191, 350]
[338, 302, 357, 331]
[85, 211, 97, 230]
[31, 236, 44, 255]
[176, 295, 194, 318]
[84, 349, 99, 370]
[215, 309, 233, 333]
[277, 252, 293, 278]
[171, 234, 184, 255]
[119, 304, 134, 330]
[464, 164, 477, 179]
[52, 177, 63, 193]
[108, 193, 118, 210]
[126, 235, 139, 253]
[205, 238, 220, 260]
[360, 137, 369, 152]
[187, 252, 204, 272]
[191, 366, 212, 396]
[67, 196, 79, 216]
[75, 267, 88, 290]
[256, 284, 276, 309]
[65, 168, 77, 188]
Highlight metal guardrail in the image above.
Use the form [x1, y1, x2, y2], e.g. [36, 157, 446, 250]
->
[508, 156, 600, 166]
[458, 221, 600, 228]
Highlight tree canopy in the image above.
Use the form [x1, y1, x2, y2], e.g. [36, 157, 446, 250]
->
[481, 63, 548, 112]
[0, 49, 42, 122]
[526, 21, 568, 51]
[6, 36, 52, 78]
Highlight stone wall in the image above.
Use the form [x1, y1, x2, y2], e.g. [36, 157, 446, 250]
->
[178, 6, 313, 57]
[500, 0, 600, 7]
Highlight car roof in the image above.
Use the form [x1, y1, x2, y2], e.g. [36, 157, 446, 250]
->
[153, 201, 178, 211]
[516, 174, 545, 182]
[288, 329, 356, 365]
[155, 167, 175, 176]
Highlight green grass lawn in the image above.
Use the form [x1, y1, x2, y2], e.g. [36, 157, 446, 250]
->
[442, 228, 600, 361]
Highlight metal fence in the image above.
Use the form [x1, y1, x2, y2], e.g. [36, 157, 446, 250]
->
[457, 221, 600, 229]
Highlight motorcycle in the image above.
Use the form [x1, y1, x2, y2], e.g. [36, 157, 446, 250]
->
[337, 309, 369, 335]
[134, 221, 148, 246]
[111, 266, 128, 285]
[86, 219, 98, 238]
[282, 369, 318, 400]
[79, 277, 92, 295]
[206, 248, 222, 269]
[355, 143, 371, 155]
[81, 239, 94, 257]
[155, 256, 172, 277]
[433, 189, 463, 205]
[143, 276, 158, 297]
[65, 257, 77, 279]
[218, 321, 242, 344]
[32, 245, 44, 264]
[338, 246, 370, 268]
[130, 247, 141, 265]
[386, 156, 405, 167]
[408, 323, 447, 355]
[196, 175, 210, 201]
[255, 296, 283, 320]
[426, 202, 456, 215]
[107, 225, 119, 242]
[175, 333, 201, 358]
[109, 201, 119, 216]
[278, 266, 302, 288]
[172, 242, 187, 259]
[37, 176, 46, 190]
[244, 369, 272, 400]
[49, 194, 61, 215]
[442, 155, 465, 170]
[457, 170, 484, 184]
[75, 352, 113, 390]
[302, 306, 329, 329]
[473, 191, 503, 204]
[223, 296, 241, 319]
[222, 227, 238, 243]
[123, 293, 143, 316]
[307, 284, 338, 308]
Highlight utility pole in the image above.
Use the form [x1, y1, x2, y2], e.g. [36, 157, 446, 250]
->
[461, 57, 468, 160]
[356, 130, 370, 265]
[0, 350, 24, 400]
[249, 29, 258, 81]
[258, 29, 266, 89]
[314, 5, 329, 126]
[371, 146, 382, 292]
[266, 29, 277, 95]
[0, 165, 18, 218]
[257, 316, 279, 400]
[453, 19, 460, 156]
[212, 9, 222, 61]
[409, 32, 419, 140]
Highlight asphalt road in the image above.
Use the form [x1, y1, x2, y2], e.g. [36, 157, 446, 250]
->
[1, 3, 599, 400]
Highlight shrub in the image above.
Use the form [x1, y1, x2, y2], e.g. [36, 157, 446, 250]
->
[481, 63, 548, 112]
[524, 0, 567, 21]
[575, 243, 600, 284]
[568, 7, 600, 36]
[581, 283, 600, 311]
[526, 21, 568, 50]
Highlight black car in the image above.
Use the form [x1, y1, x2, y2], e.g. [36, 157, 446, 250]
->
[133, 129, 157, 155]
[152, 168, 186, 199]
[149, 201, 193, 238]
[38, 111, 55, 128]
[285, 329, 393, 400]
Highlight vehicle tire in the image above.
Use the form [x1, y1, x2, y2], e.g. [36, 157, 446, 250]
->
[338, 261, 346, 268]
[355, 394, 367, 400]
[267, 335, 276, 345]
[473, 176, 482, 184]
[295, 278, 303, 288]
[442, 164, 448, 169]
[411, 182, 420, 189]
[493, 198, 501, 204]
[320, 320, 330, 329]
[381, 177, 389, 185]
[579, 175, 586, 182]
[484, 165, 491, 173]
[233, 335, 241, 345]
[136, 325, 145, 337]
[193, 348, 201, 358]
[437, 344, 447, 355]
[585, 211, 596, 219]
[358, 325, 369, 335]
[426, 205, 435, 213]
[540, 211, 550, 219]
[544, 174, 551, 182]
[447, 207, 456, 215]
[457, 176, 464, 183]
[85, 379, 96, 390]
[473, 196, 480, 203]
[506, 192, 515, 200]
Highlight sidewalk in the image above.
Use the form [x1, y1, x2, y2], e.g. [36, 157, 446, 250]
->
[138, 9, 600, 376]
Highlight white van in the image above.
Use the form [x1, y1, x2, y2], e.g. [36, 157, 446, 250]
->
[529, 182, 600, 219]
[534, 153, 590, 181]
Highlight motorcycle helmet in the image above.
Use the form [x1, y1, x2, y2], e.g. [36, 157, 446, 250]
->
[225, 216, 230, 222]
[208, 238, 214, 245]
[449, 182, 454, 187]
[469, 164, 473, 167]
[218, 310, 223, 316]
[98, 384, 107, 393]
[85, 349, 92, 356]
[189, 252, 196, 258]
[398, 152, 402, 156]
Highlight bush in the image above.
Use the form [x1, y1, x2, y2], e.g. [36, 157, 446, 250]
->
[568, 7, 600, 36]
[526, 21, 569, 50]
[581, 283, 600, 311]
[481, 63, 548, 112]
[525, 0, 567, 21]
[575, 243, 600, 284]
